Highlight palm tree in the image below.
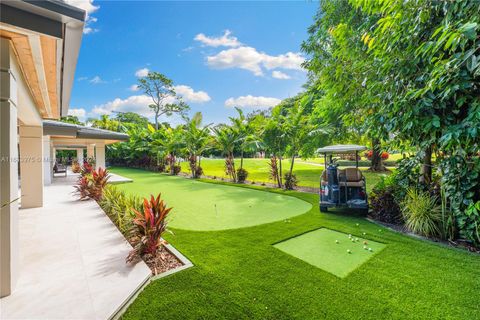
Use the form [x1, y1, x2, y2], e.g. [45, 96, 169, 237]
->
[229, 107, 262, 170]
[212, 125, 239, 182]
[158, 127, 184, 175]
[183, 112, 212, 178]
[88, 115, 120, 131]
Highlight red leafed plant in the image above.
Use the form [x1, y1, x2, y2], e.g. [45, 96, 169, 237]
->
[81, 162, 94, 176]
[365, 150, 389, 160]
[71, 161, 81, 173]
[74, 167, 110, 201]
[127, 194, 172, 262]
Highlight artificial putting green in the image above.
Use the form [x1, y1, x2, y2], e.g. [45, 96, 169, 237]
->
[274, 228, 386, 278]
[110, 167, 312, 231]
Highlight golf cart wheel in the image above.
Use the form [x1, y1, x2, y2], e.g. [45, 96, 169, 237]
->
[320, 205, 328, 212]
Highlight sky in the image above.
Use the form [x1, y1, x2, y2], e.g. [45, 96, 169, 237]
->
[66, 0, 318, 125]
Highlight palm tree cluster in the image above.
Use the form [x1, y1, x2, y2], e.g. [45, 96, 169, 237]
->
[95, 94, 329, 189]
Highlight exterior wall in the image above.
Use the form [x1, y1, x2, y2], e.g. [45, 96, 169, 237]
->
[43, 135, 52, 185]
[0, 38, 19, 297]
[19, 126, 44, 208]
[95, 142, 105, 170]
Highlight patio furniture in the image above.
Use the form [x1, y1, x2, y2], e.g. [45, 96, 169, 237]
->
[53, 162, 67, 177]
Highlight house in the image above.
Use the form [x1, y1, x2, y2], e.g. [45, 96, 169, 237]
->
[1, 0, 134, 305]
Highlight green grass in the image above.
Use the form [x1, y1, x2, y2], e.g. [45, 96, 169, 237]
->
[112, 167, 311, 231]
[110, 168, 480, 320]
[274, 228, 386, 278]
[182, 158, 389, 192]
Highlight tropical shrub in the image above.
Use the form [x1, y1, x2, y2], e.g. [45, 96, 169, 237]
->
[71, 161, 81, 173]
[81, 162, 94, 177]
[369, 177, 403, 224]
[100, 186, 143, 233]
[74, 167, 110, 201]
[236, 168, 248, 183]
[402, 188, 442, 238]
[172, 165, 181, 175]
[127, 194, 172, 262]
[365, 150, 389, 161]
[269, 156, 281, 188]
[457, 201, 480, 246]
[284, 172, 297, 190]
[194, 165, 203, 178]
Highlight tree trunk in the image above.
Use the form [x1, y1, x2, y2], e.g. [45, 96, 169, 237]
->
[155, 111, 159, 130]
[420, 145, 433, 185]
[370, 138, 385, 172]
[278, 155, 283, 188]
[289, 154, 295, 176]
[231, 152, 237, 182]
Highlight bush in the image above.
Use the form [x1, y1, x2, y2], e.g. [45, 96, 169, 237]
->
[74, 167, 110, 201]
[284, 173, 297, 190]
[458, 201, 480, 246]
[402, 188, 442, 238]
[172, 165, 181, 175]
[194, 166, 203, 178]
[370, 186, 403, 224]
[71, 161, 81, 173]
[236, 168, 248, 183]
[127, 194, 172, 262]
[100, 186, 143, 233]
[365, 150, 389, 160]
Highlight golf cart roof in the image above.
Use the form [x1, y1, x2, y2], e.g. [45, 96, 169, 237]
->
[316, 144, 367, 154]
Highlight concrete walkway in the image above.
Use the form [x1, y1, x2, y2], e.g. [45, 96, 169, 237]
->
[0, 175, 150, 320]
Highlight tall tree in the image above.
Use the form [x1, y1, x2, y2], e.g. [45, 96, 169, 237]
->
[183, 112, 212, 178]
[137, 71, 189, 130]
[212, 125, 239, 182]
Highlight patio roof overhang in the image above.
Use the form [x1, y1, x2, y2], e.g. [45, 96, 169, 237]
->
[43, 120, 129, 146]
[0, 0, 86, 120]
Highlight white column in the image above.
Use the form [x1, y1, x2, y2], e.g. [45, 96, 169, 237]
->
[43, 135, 52, 185]
[95, 142, 105, 170]
[86, 144, 95, 164]
[0, 38, 19, 297]
[76, 148, 84, 164]
[19, 126, 44, 208]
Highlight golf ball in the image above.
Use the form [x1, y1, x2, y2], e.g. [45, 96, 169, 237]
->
[362, 232, 366, 236]
[355, 238, 359, 242]
[363, 245, 368, 250]
[335, 240, 339, 244]
[368, 248, 373, 252]
[347, 249, 351, 254]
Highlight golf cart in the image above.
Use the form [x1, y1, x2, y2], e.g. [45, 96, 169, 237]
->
[317, 145, 369, 214]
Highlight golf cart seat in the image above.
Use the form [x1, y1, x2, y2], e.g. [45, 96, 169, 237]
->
[339, 168, 364, 187]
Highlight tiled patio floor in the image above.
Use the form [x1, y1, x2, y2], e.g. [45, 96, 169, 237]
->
[0, 174, 151, 320]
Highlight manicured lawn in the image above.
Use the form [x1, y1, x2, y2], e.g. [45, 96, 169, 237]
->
[274, 228, 386, 278]
[181, 158, 388, 192]
[110, 168, 480, 320]
[112, 167, 311, 231]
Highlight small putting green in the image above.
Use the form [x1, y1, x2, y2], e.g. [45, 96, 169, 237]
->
[274, 228, 386, 278]
[110, 168, 312, 231]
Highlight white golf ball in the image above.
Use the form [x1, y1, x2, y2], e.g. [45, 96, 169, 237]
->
[368, 248, 373, 252]
[347, 249, 351, 254]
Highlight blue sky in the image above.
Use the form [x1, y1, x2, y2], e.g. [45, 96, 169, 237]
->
[67, 1, 318, 124]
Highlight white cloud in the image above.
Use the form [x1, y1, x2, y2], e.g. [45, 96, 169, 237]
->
[65, 1, 100, 34]
[91, 85, 210, 118]
[224, 95, 281, 109]
[135, 68, 149, 77]
[64, 0, 99, 14]
[194, 30, 241, 48]
[68, 108, 86, 121]
[89, 76, 105, 84]
[77, 76, 88, 81]
[129, 84, 140, 91]
[271, 70, 291, 80]
[206, 46, 304, 76]
[173, 85, 211, 103]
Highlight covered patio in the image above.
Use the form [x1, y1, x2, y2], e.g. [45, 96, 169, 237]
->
[0, 173, 151, 319]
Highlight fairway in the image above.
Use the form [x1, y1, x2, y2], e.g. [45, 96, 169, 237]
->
[110, 167, 312, 231]
[274, 228, 386, 278]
